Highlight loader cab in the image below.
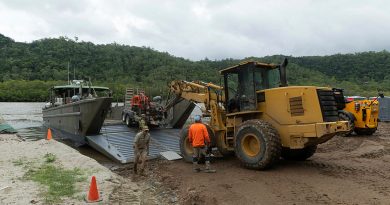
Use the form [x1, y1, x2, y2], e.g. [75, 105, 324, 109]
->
[220, 59, 288, 113]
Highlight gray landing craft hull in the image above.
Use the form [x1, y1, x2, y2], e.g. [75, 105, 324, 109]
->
[42, 97, 112, 142]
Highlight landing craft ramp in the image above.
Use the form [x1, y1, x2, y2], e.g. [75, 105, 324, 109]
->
[86, 99, 196, 163]
[86, 123, 181, 163]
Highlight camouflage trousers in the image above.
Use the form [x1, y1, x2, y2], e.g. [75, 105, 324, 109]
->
[134, 148, 148, 174]
[192, 147, 211, 172]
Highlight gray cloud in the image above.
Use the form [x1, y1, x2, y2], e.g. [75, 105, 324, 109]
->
[0, 0, 389, 60]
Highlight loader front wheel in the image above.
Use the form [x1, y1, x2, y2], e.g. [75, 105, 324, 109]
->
[281, 145, 317, 161]
[235, 120, 281, 170]
[179, 126, 193, 162]
[180, 124, 218, 163]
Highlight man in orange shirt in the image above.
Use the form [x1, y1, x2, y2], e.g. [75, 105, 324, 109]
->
[188, 115, 216, 173]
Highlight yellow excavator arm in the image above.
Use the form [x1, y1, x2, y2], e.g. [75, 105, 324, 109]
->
[166, 80, 226, 130]
[169, 80, 224, 103]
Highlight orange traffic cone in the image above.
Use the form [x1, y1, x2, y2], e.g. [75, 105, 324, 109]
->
[86, 176, 102, 203]
[46, 128, 52, 140]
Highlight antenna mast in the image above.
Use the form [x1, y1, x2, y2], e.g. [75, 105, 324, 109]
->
[67, 62, 70, 84]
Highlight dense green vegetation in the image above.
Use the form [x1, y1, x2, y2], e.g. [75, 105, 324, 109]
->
[0, 33, 388, 102]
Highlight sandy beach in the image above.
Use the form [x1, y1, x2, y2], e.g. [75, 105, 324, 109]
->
[0, 134, 140, 204]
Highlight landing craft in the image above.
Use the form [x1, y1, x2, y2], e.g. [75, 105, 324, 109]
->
[42, 80, 112, 145]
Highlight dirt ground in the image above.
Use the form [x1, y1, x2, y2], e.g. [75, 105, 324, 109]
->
[114, 122, 390, 205]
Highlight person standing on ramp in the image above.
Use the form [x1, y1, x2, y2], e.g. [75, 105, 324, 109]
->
[188, 115, 216, 173]
[138, 114, 146, 130]
[133, 126, 150, 175]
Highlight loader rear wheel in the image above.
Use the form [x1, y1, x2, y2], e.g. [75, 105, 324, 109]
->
[355, 128, 377, 135]
[235, 120, 281, 170]
[281, 146, 317, 161]
[338, 111, 354, 137]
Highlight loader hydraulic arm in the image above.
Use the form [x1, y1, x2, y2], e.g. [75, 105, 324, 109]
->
[169, 80, 224, 105]
[166, 80, 226, 130]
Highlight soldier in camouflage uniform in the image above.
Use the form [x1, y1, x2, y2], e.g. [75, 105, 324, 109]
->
[138, 114, 146, 130]
[133, 126, 150, 175]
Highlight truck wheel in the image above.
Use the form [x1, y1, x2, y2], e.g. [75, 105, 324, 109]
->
[281, 145, 317, 161]
[235, 120, 281, 170]
[122, 113, 126, 122]
[338, 111, 354, 137]
[355, 128, 377, 135]
[179, 126, 194, 162]
[125, 115, 131, 127]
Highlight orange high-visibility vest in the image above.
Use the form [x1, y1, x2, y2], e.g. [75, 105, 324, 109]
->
[188, 123, 210, 148]
[131, 95, 141, 107]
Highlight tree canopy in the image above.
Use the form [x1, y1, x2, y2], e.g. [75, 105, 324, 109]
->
[0, 34, 388, 102]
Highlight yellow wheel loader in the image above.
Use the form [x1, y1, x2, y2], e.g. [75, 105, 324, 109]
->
[337, 94, 381, 136]
[167, 59, 349, 169]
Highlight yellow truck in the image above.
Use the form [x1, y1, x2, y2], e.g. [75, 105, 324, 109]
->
[338, 95, 380, 136]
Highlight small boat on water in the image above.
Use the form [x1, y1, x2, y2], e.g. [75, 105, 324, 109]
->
[42, 80, 112, 144]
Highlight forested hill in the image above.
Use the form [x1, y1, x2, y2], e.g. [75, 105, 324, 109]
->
[0, 33, 389, 101]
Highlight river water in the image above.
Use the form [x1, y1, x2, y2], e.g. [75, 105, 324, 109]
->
[0, 102, 45, 129]
[0, 102, 46, 139]
[0, 102, 118, 164]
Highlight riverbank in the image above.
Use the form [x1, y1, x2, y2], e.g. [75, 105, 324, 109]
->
[0, 134, 141, 204]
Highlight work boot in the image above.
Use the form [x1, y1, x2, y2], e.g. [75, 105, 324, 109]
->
[193, 162, 200, 173]
[204, 161, 216, 173]
[139, 168, 146, 176]
[133, 164, 138, 174]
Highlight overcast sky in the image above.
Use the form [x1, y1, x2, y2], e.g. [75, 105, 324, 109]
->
[0, 0, 389, 60]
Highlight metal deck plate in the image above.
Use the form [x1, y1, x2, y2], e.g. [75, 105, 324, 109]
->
[160, 151, 183, 160]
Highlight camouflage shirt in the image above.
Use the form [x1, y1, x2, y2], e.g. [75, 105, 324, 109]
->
[134, 131, 150, 150]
